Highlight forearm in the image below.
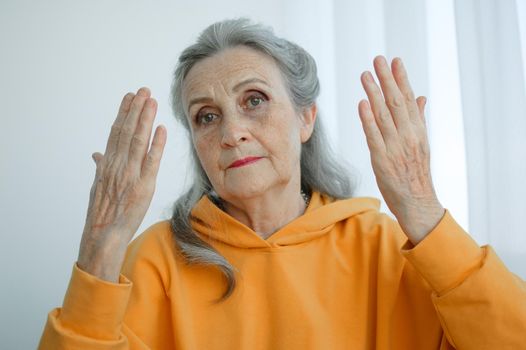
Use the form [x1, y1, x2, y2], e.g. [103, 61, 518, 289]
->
[400, 211, 526, 349]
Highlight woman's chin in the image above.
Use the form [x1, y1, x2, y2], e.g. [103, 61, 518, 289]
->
[221, 169, 273, 194]
[221, 186, 269, 202]
[214, 164, 292, 203]
[218, 179, 275, 203]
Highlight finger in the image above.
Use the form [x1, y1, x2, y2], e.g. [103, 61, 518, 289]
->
[373, 56, 413, 137]
[360, 71, 399, 145]
[141, 125, 167, 180]
[105, 92, 135, 155]
[416, 96, 427, 126]
[391, 57, 421, 126]
[116, 87, 151, 156]
[129, 98, 157, 169]
[358, 99, 386, 153]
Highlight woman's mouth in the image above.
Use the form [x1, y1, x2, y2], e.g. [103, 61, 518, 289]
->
[228, 156, 263, 169]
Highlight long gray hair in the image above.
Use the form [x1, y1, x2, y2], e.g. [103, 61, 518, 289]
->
[169, 18, 355, 303]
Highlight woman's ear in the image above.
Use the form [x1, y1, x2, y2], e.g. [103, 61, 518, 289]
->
[300, 103, 317, 143]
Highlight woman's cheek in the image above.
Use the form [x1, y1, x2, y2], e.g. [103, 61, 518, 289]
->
[194, 134, 219, 175]
[194, 127, 220, 155]
[245, 101, 270, 120]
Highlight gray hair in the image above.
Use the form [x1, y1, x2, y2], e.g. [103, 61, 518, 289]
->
[169, 18, 356, 304]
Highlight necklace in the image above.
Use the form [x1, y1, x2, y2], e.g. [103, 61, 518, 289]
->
[210, 189, 310, 209]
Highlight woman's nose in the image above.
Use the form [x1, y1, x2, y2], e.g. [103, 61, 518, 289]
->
[220, 115, 250, 148]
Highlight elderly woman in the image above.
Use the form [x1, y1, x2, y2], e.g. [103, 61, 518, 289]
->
[39, 19, 525, 349]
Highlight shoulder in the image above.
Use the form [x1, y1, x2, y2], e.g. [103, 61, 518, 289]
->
[334, 196, 408, 247]
[338, 198, 436, 289]
[126, 220, 175, 258]
[326, 197, 413, 275]
[121, 220, 179, 285]
[311, 192, 407, 247]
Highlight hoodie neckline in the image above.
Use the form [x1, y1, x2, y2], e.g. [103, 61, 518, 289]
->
[190, 191, 381, 249]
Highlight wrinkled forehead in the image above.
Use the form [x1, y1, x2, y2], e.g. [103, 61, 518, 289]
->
[181, 46, 288, 111]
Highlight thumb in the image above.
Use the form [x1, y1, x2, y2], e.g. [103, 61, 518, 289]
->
[91, 152, 103, 165]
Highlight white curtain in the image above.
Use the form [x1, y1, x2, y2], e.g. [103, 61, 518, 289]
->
[285, 0, 526, 277]
[454, 0, 526, 276]
[296, 0, 468, 230]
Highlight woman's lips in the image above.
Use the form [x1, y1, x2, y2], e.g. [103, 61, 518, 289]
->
[228, 156, 263, 169]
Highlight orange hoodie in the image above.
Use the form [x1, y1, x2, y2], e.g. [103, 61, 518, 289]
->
[39, 192, 526, 349]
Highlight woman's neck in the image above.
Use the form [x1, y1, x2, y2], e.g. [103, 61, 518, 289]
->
[222, 184, 308, 240]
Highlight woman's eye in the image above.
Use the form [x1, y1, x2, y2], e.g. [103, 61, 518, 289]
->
[246, 95, 266, 108]
[249, 97, 263, 107]
[197, 113, 218, 125]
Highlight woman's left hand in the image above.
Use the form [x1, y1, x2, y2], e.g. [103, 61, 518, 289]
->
[358, 56, 445, 246]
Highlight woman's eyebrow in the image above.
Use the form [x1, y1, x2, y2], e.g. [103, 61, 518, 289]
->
[188, 96, 213, 112]
[232, 78, 270, 92]
[187, 78, 270, 112]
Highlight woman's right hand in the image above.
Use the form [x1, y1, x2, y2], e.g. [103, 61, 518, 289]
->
[77, 87, 167, 282]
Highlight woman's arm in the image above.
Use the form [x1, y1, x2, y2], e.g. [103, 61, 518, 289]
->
[38, 222, 175, 349]
[358, 57, 526, 348]
[395, 209, 526, 349]
[39, 87, 168, 349]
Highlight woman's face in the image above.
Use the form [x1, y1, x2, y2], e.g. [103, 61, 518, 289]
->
[182, 46, 316, 203]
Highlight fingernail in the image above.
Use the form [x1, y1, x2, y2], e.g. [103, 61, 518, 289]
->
[364, 71, 373, 83]
[375, 55, 386, 67]
[137, 87, 150, 96]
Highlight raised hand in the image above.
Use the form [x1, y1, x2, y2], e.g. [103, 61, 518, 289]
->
[77, 87, 167, 282]
[358, 56, 445, 245]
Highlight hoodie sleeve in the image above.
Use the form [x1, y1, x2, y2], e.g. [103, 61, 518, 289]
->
[38, 224, 175, 349]
[398, 209, 526, 349]
[38, 263, 149, 349]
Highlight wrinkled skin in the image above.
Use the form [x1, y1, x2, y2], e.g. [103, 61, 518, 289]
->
[78, 87, 167, 282]
[358, 56, 445, 245]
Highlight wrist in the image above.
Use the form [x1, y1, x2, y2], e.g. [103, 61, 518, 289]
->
[77, 240, 127, 283]
[396, 202, 445, 245]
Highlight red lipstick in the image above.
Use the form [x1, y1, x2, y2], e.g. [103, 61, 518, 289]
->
[228, 156, 263, 169]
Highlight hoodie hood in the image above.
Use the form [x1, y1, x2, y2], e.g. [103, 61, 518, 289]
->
[190, 191, 381, 249]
